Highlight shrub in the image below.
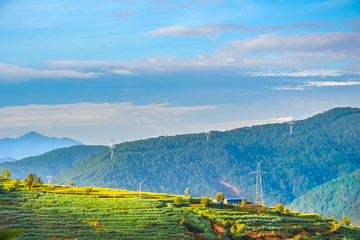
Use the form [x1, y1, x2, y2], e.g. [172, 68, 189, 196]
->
[174, 196, 182, 206]
[201, 197, 209, 207]
[276, 204, 283, 211]
[343, 216, 350, 225]
[83, 187, 93, 196]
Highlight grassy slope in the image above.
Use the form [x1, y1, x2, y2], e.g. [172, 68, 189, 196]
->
[289, 168, 360, 225]
[0, 145, 106, 180]
[1, 178, 360, 240]
[53, 107, 360, 206]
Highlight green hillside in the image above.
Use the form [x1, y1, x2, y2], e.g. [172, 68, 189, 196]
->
[289, 168, 360, 226]
[1, 177, 360, 240]
[53, 107, 360, 206]
[0, 145, 106, 180]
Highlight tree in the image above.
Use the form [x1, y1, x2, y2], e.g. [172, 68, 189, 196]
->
[201, 197, 209, 207]
[284, 208, 290, 215]
[184, 188, 189, 197]
[1, 169, 4, 177]
[83, 187, 93, 196]
[10, 180, 19, 189]
[276, 203, 284, 211]
[67, 181, 74, 187]
[4, 169, 10, 179]
[241, 199, 246, 207]
[23, 173, 35, 190]
[343, 216, 350, 225]
[174, 196, 182, 206]
[34, 175, 43, 187]
[216, 192, 225, 204]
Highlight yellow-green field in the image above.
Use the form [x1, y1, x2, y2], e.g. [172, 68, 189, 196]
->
[0, 176, 177, 199]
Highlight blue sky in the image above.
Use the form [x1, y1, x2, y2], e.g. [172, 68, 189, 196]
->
[0, 0, 359, 145]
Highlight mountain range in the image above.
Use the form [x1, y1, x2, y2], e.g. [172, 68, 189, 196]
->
[0, 145, 106, 181]
[51, 107, 360, 208]
[0, 131, 83, 160]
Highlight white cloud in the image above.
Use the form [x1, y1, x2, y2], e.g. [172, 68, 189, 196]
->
[0, 63, 101, 80]
[44, 29, 360, 77]
[147, 22, 329, 38]
[0, 102, 217, 128]
[305, 80, 360, 87]
[274, 80, 360, 90]
[111, 69, 133, 75]
[252, 69, 342, 77]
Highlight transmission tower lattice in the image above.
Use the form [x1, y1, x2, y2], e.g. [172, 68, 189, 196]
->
[205, 132, 210, 141]
[46, 175, 53, 184]
[289, 122, 294, 134]
[250, 161, 266, 205]
[109, 139, 116, 159]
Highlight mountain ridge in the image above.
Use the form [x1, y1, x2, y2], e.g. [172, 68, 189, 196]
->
[53, 107, 360, 206]
[0, 131, 84, 159]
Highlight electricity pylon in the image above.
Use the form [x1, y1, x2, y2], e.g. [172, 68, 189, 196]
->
[289, 122, 294, 134]
[110, 139, 116, 159]
[46, 175, 53, 184]
[250, 161, 266, 205]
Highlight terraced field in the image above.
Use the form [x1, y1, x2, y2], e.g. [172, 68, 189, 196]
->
[1, 176, 360, 239]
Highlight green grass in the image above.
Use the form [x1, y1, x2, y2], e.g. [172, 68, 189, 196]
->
[0, 229, 27, 240]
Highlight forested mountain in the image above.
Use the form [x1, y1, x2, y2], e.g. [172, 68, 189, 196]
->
[0, 145, 106, 180]
[53, 107, 360, 206]
[289, 168, 360, 225]
[0, 131, 83, 159]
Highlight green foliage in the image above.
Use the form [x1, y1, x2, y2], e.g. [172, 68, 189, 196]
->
[343, 216, 350, 225]
[0, 145, 106, 181]
[201, 197, 209, 207]
[51, 108, 360, 206]
[216, 192, 225, 203]
[4, 169, 10, 179]
[174, 196, 182, 206]
[276, 203, 283, 211]
[83, 186, 93, 196]
[0, 229, 27, 240]
[290, 168, 360, 226]
[9, 179, 19, 189]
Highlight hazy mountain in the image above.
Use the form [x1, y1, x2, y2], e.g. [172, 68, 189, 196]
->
[0, 131, 83, 159]
[289, 168, 360, 225]
[0, 145, 106, 180]
[53, 107, 360, 206]
[0, 157, 17, 163]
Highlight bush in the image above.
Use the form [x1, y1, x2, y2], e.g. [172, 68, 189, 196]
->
[276, 203, 283, 211]
[343, 216, 350, 225]
[174, 196, 182, 206]
[201, 197, 209, 207]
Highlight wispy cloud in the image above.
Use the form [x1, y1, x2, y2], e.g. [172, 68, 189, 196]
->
[274, 80, 360, 90]
[41, 28, 360, 78]
[0, 102, 217, 128]
[252, 69, 342, 77]
[0, 63, 101, 81]
[147, 22, 329, 38]
[110, 10, 133, 19]
[111, 69, 133, 75]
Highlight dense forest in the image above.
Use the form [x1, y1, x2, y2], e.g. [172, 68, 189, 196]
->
[53, 107, 360, 206]
[290, 168, 360, 225]
[0, 145, 106, 180]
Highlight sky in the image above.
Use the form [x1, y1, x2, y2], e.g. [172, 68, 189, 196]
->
[0, 0, 359, 145]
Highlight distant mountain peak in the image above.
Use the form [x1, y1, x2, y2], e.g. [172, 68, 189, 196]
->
[21, 131, 45, 138]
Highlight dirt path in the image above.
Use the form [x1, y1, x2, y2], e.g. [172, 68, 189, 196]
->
[218, 179, 245, 197]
